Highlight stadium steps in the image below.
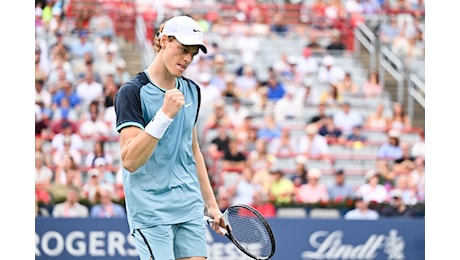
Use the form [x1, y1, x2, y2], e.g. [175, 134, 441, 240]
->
[118, 37, 143, 76]
[355, 42, 425, 129]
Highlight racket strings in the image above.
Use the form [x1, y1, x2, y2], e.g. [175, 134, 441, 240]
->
[227, 207, 274, 258]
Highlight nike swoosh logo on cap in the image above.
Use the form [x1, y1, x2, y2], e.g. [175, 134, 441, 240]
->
[193, 29, 201, 32]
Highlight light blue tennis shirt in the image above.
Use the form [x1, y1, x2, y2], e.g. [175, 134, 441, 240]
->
[114, 71, 204, 234]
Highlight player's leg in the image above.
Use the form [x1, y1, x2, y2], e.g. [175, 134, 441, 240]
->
[174, 217, 207, 260]
[132, 225, 175, 260]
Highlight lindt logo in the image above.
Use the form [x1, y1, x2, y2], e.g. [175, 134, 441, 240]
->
[301, 229, 405, 260]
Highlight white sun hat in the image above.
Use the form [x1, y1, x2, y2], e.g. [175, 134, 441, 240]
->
[159, 16, 207, 54]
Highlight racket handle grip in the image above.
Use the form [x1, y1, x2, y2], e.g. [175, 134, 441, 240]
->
[203, 216, 214, 224]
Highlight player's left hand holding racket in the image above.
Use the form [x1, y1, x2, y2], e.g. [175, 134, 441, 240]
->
[204, 204, 276, 260]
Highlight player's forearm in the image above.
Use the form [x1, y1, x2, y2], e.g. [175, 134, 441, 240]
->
[120, 130, 159, 172]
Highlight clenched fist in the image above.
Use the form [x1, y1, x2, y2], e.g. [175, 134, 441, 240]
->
[161, 89, 185, 119]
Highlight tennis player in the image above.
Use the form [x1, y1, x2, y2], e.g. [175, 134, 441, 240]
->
[114, 15, 224, 260]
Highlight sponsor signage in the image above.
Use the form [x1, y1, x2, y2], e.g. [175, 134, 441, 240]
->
[36, 218, 424, 259]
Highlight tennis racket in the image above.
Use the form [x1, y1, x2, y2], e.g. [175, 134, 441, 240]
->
[204, 204, 276, 260]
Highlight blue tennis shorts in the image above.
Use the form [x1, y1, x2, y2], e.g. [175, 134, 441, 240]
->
[132, 217, 207, 260]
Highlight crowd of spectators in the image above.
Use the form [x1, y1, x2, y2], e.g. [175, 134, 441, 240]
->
[35, 0, 425, 219]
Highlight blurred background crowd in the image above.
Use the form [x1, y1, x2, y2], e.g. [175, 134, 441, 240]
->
[35, 0, 425, 219]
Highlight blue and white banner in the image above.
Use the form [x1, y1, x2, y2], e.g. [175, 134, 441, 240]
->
[35, 217, 424, 259]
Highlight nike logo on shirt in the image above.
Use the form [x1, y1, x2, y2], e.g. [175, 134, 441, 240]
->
[184, 103, 192, 107]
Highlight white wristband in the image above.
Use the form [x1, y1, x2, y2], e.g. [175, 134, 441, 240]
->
[144, 110, 173, 139]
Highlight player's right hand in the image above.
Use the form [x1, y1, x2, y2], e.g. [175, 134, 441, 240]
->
[161, 89, 185, 118]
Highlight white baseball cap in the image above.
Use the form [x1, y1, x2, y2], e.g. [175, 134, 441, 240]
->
[159, 16, 207, 54]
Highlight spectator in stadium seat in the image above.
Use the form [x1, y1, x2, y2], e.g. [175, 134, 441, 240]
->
[51, 136, 83, 166]
[235, 27, 261, 70]
[295, 168, 330, 204]
[227, 166, 262, 205]
[362, 70, 383, 98]
[391, 142, 416, 174]
[319, 81, 343, 108]
[360, 0, 382, 15]
[298, 123, 330, 160]
[35, 103, 50, 138]
[95, 31, 119, 60]
[75, 69, 104, 110]
[85, 140, 114, 169]
[309, 102, 330, 124]
[198, 72, 223, 106]
[318, 116, 344, 145]
[332, 102, 363, 136]
[273, 89, 303, 122]
[391, 28, 410, 59]
[35, 77, 52, 110]
[268, 168, 296, 205]
[380, 189, 418, 217]
[81, 168, 115, 205]
[408, 157, 425, 202]
[327, 169, 356, 203]
[234, 65, 259, 101]
[221, 73, 238, 100]
[336, 71, 359, 96]
[257, 114, 282, 142]
[204, 100, 232, 130]
[227, 97, 251, 129]
[379, 16, 400, 46]
[52, 186, 89, 218]
[113, 59, 131, 87]
[90, 186, 126, 218]
[208, 125, 232, 161]
[51, 121, 84, 152]
[79, 100, 110, 138]
[389, 174, 418, 205]
[221, 136, 248, 173]
[51, 95, 80, 122]
[53, 152, 83, 188]
[95, 47, 121, 83]
[411, 129, 425, 158]
[51, 79, 82, 110]
[269, 127, 298, 158]
[270, 12, 289, 37]
[251, 190, 277, 218]
[71, 30, 95, 60]
[326, 30, 348, 55]
[387, 101, 412, 132]
[284, 155, 306, 188]
[35, 151, 54, 206]
[345, 124, 368, 148]
[296, 47, 319, 79]
[364, 102, 389, 131]
[88, 6, 115, 39]
[248, 138, 275, 170]
[93, 157, 116, 185]
[377, 129, 403, 160]
[73, 53, 102, 84]
[355, 169, 389, 203]
[317, 55, 346, 84]
[344, 196, 379, 220]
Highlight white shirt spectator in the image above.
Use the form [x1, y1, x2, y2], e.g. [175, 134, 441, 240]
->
[297, 125, 330, 156]
[317, 55, 345, 84]
[332, 103, 363, 135]
[198, 73, 222, 106]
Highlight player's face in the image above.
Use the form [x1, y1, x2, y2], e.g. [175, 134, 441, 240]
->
[163, 38, 200, 77]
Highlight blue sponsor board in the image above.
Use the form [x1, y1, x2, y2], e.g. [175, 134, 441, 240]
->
[36, 217, 424, 259]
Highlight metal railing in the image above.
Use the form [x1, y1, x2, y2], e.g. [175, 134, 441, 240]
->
[135, 14, 155, 69]
[378, 45, 405, 103]
[353, 22, 377, 71]
[407, 73, 425, 121]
